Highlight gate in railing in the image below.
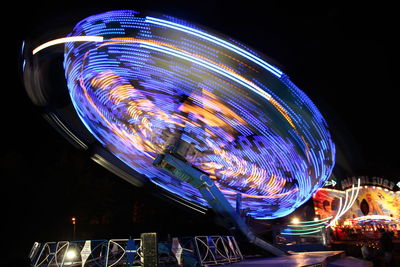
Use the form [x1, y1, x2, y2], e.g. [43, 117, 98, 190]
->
[193, 236, 243, 266]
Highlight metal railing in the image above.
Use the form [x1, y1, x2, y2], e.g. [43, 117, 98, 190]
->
[29, 235, 243, 266]
[29, 239, 141, 267]
[193, 236, 243, 266]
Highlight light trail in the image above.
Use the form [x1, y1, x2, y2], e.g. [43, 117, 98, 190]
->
[32, 36, 103, 55]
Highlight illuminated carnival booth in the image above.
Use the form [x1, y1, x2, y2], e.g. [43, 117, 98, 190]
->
[312, 176, 400, 244]
[274, 176, 399, 251]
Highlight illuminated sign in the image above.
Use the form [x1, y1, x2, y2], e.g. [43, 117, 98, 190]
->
[340, 176, 396, 190]
[325, 180, 337, 187]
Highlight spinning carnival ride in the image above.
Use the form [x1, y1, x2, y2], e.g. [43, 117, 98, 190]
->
[22, 10, 335, 255]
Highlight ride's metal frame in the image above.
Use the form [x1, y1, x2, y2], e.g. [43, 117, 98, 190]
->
[154, 150, 287, 256]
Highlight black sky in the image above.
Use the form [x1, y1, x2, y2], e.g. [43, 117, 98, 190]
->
[13, 1, 398, 177]
[3, 1, 399, 264]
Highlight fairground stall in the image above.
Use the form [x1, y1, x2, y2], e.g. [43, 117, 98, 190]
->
[274, 176, 399, 252]
[313, 176, 399, 246]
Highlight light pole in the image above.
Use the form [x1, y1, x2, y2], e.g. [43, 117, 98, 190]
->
[71, 217, 76, 240]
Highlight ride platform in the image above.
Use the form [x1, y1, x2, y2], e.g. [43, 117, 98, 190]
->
[229, 251, 373, 267]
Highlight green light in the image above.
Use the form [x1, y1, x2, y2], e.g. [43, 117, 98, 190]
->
[287, 221, 328, 227]
[286, 225, 324, 232]
[281, 229, 322, 235]
[286, 216, 332, 227]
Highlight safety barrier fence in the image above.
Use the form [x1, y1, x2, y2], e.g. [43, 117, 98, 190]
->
[29, 235, 242, 266]
[193, 236, 243, 266]
[29, 239, 141, 267]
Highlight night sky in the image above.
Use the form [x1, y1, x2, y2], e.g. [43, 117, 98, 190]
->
[4, 1, 398, 265]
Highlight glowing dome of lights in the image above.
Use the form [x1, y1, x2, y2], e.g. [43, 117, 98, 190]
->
[62, 10, 335, 219]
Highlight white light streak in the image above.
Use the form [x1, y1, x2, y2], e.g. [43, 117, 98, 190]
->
[139, 42, 273, 101]
[326, 179, 360, 227]
[327, 197, 343, 228]
[32, 36, 104, 55]
[145, 16, 283, 77]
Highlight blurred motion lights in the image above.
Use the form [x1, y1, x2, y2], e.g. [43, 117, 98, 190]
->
[282, 216, 332, 236]
[31, 10, 335, 219]
[326, 179, 361, 227]
[32, 36, 103, 55]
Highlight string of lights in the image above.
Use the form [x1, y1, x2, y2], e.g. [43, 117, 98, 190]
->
[352, 215, 399, 224]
